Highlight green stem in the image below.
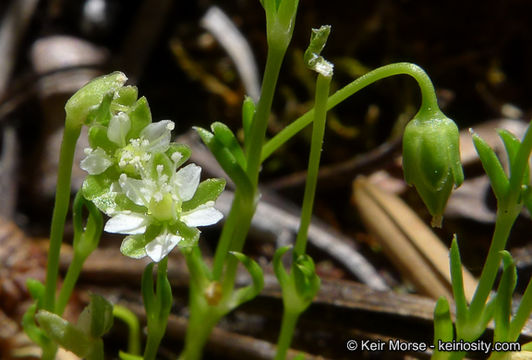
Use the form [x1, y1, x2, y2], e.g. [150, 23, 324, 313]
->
[43, 124, 82, 312]
[274, 310, 300, 360]
[469, 209, 519, 322]
[41, 343, 58, 360]
[113, 305, 141, 356]
[262, 62, 438, 162]
[212, 190, 245, 280]
[56, 252, 85, 316]
[294, 74, 331, 256]
[144, 257, 169, 360]
[179, 275, 219, 360]
[246, 46, 286, 187]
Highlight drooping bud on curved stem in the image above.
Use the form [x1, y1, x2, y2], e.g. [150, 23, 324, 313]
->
[402, 107, 463, 227]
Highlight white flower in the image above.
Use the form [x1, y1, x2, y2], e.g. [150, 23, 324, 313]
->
[80, 147, 113, 175]
[105, 162, 224, 262]
[80, 119, 176, 177]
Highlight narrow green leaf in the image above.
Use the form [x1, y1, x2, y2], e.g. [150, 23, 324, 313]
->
[119, 351, 144, 360]
[211, 122, 247, 170]
[509, 268, 532, 341]
[229, 251, 264, 307]
[472, 132, 509, 200]
[195, 126, 253, 195]
[434, 297, 454, 341]
[22, 303, 49, 347]
[494, 251, 516, 342]
[450, 236, 468, 324]
[498, 129, 530, 185]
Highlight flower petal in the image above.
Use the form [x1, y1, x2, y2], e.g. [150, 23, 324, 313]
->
[145, 230, 182, 262]
[104, 212, 148, 234]
[107, 112, 131, 146]
[140, 120, 174, 153]
[181, 201, 223, 227]
[119, 174, 151, 207]
[173, 163, 201, 201]
[80, 148, 112, 175]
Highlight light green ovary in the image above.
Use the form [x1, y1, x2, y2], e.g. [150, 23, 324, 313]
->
[149, 194, 176, 222]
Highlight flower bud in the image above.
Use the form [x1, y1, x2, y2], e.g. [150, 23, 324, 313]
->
[402, 110, 463, 227]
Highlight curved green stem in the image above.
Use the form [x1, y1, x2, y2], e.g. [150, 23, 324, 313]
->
[274, 310, 300, 360]
[294, 74, 331, 256]
[113, 305, 141, 356]
[262, 62, 438, 161]
[43, 124, 82, 312]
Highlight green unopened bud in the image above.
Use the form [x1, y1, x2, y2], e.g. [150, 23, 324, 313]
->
[402, 109, 463, 227]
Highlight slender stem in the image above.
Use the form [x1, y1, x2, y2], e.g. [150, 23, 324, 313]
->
[43, 124, 82, 312]
[274, 310, 300, 360]
[41, 343, 58, 360]
[144, 257, 169, 360]
[294, 74, 331, 256]
[246, 47, 286, 187]
[212, 190, 244, 280]
[469, 209, 519, 322]
[262, 62, 438, 162]
[113, 305, 141, 356]
[56, 252, 85, 315]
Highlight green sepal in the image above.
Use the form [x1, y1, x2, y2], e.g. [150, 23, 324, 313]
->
[76, 294, 114, 338]
[166, 143, 191, 168]
[273, 245, 292, 286]
[433, 297, 454, 344]
[228, 251, 264, 308]
[211, 122, 247, 170]
[195, 126, 252, 195]
[85, 92, 113, 127]
[292, 254, 320, 303]
[35, 310, 93, 357]
[182, 178, 226, 212]
[88, 124, 118, 153]
[493, 251, 516, 342]
[114, 86, 138, 108]
[120, 234, 149, 259]
[127, 96, 152, 140]
[472, 131, 509, 201]
[242, 96, 255, 146]
[119, 351, 144, 360]
[171, 220, 200, 247]
[150, 152, 174, 178]
[65, 71, 127, 128]
[450, 236, 467, 325]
